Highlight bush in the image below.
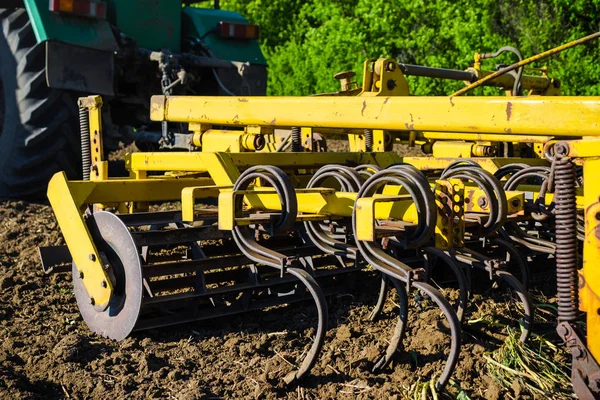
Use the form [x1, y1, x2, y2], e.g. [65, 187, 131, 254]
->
[218, 0, 600, 96]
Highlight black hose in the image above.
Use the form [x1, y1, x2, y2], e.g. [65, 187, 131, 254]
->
[79, 107, 91, 180]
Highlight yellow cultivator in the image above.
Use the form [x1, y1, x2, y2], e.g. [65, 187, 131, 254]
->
[41, 34, 600, 397]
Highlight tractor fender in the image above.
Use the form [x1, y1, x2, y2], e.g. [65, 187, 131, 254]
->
[23, 0, 116, 94]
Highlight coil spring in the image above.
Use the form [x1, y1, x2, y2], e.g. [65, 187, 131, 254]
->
[79, 107, 91, 181]
[291, 126, 302, 152]
[364, 129, 373, 152]
[554, 157, 578, 322]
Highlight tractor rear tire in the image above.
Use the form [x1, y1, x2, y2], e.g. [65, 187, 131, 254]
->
[0, 8, 80, 199]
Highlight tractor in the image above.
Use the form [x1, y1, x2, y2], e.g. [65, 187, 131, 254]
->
[0, 0, 266, 198]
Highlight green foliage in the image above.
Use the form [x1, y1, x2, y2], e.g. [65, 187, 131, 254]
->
[217, 0, 600, 96]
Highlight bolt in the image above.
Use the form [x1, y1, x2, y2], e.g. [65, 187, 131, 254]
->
[477, 197, 488, 209]
[386, 79, 396, 91]
[589, 373, 600, 392]
[386, 62, 396, 72]
[554, 142, 569, 157]
[100, 280, 108, 288]
[512, 199, 521, 208]
[573, 346, 585, 359]
[556, 323, 569, 338]
[89, 254, 96, 262]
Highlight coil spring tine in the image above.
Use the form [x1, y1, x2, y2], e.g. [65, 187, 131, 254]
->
[493, 163, 531, 181]
[304, 221, 357, 259]
[356, 241, 461, 387]
[232, 228, 284, 269]
[232, 166, 328, 384]
[306, 164, 364, 192]
[492, 238, 530, 292]
[412, 281, 462, 391]
[369, 275, 388, 321]
[372, 276, 408, 372]
[504, 166, 551, 189]
[354, 164, 382, 179]
[358, 166, 435, 247]
[234, 165, 298, 233]
[442, 166, 507, 235]
[495, 270, 534, 343]
[283, 267, 328, 384]
[442, 160, 480, 174]
[305, 165, 363, 258]
[423, 247, 470, 323]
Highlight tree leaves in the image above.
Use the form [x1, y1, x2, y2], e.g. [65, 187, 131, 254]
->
[220, 0, 600, 96]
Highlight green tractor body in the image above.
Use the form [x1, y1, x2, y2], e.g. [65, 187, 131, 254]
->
[0, 1, 266, 198]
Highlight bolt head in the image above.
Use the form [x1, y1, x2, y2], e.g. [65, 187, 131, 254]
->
[589, 375, 600, 392]
[89, 254, 96, 262]
[557, 323, 569, 337]
[101, 280, 108, 288]
[477, 197, 488, 208]
[573, 346, 585, 359]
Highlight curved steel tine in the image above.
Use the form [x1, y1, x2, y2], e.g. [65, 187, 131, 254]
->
[495, 270, 534, 343]
[357, 242, 461, 388]
[492, 238, 530, 292]
[283, 267, 328, 384]
[369, 275, 389, 321]
[423, 247, 470, 323]
[233, 227, 284, 269]
[413, 281, 462, 391]
[303, 165, 362, 259]
[304, 220, 357, 259]
[231, 166, 328, 384]
[372, 276, 408, 372]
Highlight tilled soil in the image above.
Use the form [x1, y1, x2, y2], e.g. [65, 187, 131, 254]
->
[0, 196, 562, 399]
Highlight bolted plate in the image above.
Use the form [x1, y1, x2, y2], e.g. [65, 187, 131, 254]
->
[73, 211, 143, 341]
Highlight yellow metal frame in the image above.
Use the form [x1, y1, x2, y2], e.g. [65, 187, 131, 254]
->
[150, 95, 600, 137]
[558, 140, 600, 361]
